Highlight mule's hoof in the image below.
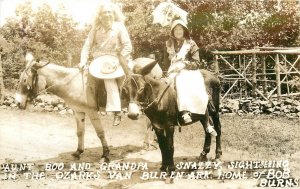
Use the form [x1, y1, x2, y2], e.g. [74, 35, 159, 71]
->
[214, 158, 222, 163]
[99, 156, 110, 163]
[198, 155, 208, 162]
[71, 151, 82, 159]
[143, 144, 158, 151]
[165, 177, 174, 184]
[160, 166, 167, 172]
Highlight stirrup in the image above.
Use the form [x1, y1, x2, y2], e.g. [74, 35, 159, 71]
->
[206, 125, 217, 137]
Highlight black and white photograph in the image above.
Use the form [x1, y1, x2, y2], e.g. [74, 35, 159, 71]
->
[0, 0, 299, 188]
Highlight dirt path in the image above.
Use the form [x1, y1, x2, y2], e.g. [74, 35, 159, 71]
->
[0, 109, 297, 189]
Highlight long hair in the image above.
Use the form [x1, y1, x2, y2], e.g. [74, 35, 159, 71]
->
[87, 1, 125, 47]
[92, 1, 125, 28]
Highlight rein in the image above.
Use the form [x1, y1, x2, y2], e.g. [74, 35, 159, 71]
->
[120, 73, 174, 111]
[143, 78, 173, 110]
[28, 61, 82, 98]
[34, 71, 81, 97]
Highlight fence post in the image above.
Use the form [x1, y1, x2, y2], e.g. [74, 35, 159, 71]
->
[238, 55, 243, 97]
[252, 54, 257, 97]
[214, 54, 219, 74]
[243, 55, 248, 97]
[275, 54, 281, 99]
[262, 55, 267, 96]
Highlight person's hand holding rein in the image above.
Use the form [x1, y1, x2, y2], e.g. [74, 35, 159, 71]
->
[78, 61, 87, 71]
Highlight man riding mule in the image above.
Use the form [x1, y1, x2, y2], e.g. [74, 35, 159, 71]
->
[15, 1, 133, 162]
[78, 1, 132, 126]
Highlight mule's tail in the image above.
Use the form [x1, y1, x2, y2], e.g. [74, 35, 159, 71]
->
[211, 79, 220, 115]
[208, 78, 221, 115]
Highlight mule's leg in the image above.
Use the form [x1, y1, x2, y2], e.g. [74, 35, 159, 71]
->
[165, 126, 175, 174]
[199, 114, 211, 162]
[213, 114, 222, 161]
[164, 126, 175, 184]
[87, 111, 110, 163]
[86, 76, 110, 162]
[154, 128, 167, 172]
[72, 111, 86, 159]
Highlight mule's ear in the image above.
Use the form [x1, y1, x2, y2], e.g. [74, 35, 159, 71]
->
[25, 52, 34, 63]
[25, 52, 35, 68]
[135, 59, 158, 76]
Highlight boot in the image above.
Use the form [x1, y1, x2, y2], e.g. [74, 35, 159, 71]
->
[206, 125, 217, 136]
[182, 111, 192, 124]
[113, 112, 121, 126]
[206, 117, 217, 137]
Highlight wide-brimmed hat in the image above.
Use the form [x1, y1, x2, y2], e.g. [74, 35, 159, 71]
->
[89, 55, 124, 79]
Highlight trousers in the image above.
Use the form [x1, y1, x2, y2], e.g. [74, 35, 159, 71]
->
[86, 72, 122, 112]
[104, 79, 121, 112]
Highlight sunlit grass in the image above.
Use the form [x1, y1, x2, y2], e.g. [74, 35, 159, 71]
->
[174, 115, 299, 157]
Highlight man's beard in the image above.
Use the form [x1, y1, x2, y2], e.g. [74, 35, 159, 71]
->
[102, 18, 113, 30]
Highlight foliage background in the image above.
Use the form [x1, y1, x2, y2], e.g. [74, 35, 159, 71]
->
[1, 0, 300, 89]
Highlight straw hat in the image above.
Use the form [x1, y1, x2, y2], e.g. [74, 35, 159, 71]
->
[89, 55, 124, 79]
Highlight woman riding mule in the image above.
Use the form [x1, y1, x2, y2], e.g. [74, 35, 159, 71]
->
[117, 17, 222, 179]
[120, 56, 223, 180]
[78, 1, 132, 126]
[163, 19, 217, 136]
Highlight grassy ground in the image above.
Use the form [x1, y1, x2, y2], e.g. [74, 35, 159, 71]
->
[1, 109, 299, 188]
[174, 115, 299, 156]
[173, 114, 300, 178]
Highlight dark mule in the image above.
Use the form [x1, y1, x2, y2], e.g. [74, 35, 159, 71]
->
[121, 57, 222, 179]
[15, 53, 110, 162]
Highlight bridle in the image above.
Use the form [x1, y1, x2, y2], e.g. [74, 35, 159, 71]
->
[121, 74, 151, 109]
[20, 61, 50, 99]
[21, 60, 81, 99]
[143, 76, 174, 110]
[121, 73, 172, 111]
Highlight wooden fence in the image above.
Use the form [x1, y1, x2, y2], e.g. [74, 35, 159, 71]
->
[212, 47, 300, 101]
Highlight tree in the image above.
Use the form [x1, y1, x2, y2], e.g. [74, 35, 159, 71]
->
[0, 35, 11, 103]
[0, 2, 86, 90]
[0, 48, 4, 103]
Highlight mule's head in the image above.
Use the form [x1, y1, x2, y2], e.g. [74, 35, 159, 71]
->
[122, 58, 159, 120]
[15, 52, 47, 109]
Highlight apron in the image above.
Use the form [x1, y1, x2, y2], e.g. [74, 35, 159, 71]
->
[167, 40, 208, 114]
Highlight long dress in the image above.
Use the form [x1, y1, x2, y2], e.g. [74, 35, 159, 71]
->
[166, 39, 208, 115]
